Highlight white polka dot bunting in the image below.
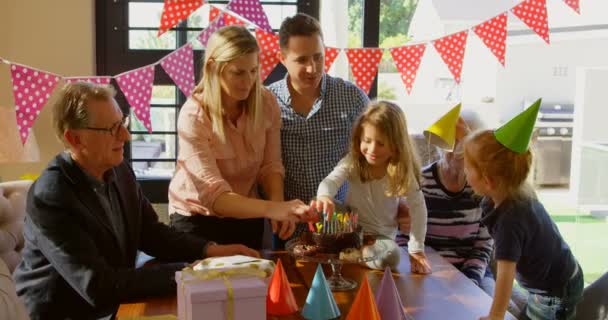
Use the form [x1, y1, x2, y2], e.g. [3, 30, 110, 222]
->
[198, 15, 226, 47]
[432, 30, 468, 84]
[160, 43, 195, 97]
[10, 64, 60, 144]
[255, 29, 280, 81]
[64, 77, 112, 85]
[158, 0, 204, 36]
[511, 0, 550, 44]
[562, 0, 580, 14]
[344, 48, 384, 95]
[473, 13, 507, 66]
[389, 44, 426, 95]
[209, 5, 221, 22]
[227, 0, 272, 32]
[115, 65, 155, 133]
[324, 47, 341, 73]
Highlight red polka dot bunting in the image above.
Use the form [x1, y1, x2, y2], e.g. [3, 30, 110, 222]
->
[115, 66, 155, 133]
[10, 64, 60, 144]
[64, 77, 112, 85]
[158, 0, 204, 36]
[227, 0, 272, 32]
[324, 47, 341, 73]
[160, 43, 195, 97]
[473, 13, 507, 66]
[562, 0, 580, 14]
[511, 0, 550, 44]
[255, 29, 280, 82]
[344, 48, 384, 95]
[432, 30, 468, 84]
[389, 44, 426, 95]
[209, 5, 220, 22]
[198, 15, 226, 47]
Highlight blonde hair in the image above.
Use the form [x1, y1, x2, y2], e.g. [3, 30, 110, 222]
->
[348, 101, 421, 197]
[464, 130, 536, 200]
[52, 82, 116, 146]
[192, 25, 262, 143]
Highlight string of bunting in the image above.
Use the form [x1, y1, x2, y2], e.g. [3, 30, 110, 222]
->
[0, 0, 580, 145]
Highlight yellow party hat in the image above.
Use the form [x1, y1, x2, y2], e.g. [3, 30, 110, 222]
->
[423, 103, 462, 151]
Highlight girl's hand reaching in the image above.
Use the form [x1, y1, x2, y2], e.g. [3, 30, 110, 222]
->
[310, 196, 335, 216]
[409, 251, 432, 274]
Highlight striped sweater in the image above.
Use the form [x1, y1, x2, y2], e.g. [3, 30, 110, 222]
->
[397, 161, 494, 284]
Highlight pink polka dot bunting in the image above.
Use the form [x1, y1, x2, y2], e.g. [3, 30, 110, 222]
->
[473, 13, 507, 66]
[344, 48, 384, 95]
[115, 65, 155, 133]
[324, 47, 341, 73]
[198, 15, 226, 47]
[562, 0, 580, 14]
[64, 77, 112, 85]
[255, 29, 280, 82]
[160, 43, 195, 97]
[158, 0, 204, 36]
[511, 0, 550, 44]
[10, 64, 60, 144]
[432, 30, 468, 84]
[389, 44, 426, 95]
[227, 0, 272, 32]
[224, 13, 246, 26]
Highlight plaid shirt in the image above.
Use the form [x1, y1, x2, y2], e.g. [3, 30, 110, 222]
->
[268, 74, 369, 206]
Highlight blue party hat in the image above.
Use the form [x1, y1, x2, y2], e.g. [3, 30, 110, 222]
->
[301, 264, 341, 320]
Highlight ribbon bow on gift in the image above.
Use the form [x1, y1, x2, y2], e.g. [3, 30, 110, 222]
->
[180, 267, 267, 320]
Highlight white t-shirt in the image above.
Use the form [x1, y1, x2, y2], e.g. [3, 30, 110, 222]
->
[317, 158, 427, 253]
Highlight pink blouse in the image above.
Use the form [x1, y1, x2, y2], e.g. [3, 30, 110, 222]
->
[168, 89, 285, 217]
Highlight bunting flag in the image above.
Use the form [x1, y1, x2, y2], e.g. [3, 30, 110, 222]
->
[64, 77, 112, 85]
[209, 5, 221, 22]
[210, 6, 247, 27]
[158, 0, 205, 36]
[473, 13, 508, 66]
[433, 30, 468, 84]
[115, 65, 155, 133]
[563, 0, 580, 14]
[160, 43, 195, 97]
[511, 0, 550, 44]
[389, 44, 426, 95]
[198, 15, 226, 47]
[345, 48, 384, 95]
[324, 47, 341, 73]
[255, 29, 281, 81]
[227, 0, 273, 32]
[10, 64, 61, 144]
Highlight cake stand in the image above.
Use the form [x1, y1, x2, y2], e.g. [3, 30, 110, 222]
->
[285, 238, 377, 291]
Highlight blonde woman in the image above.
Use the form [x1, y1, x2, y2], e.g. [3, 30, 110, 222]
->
[312, 101, 431, 273]
[169, 26, 314, 249]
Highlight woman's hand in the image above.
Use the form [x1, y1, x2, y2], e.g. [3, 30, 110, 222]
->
[206, 244, 260, 258]
[267, 199, 316, 222]
[310, 196, 335, 216]
[271, 220, 297, 239]
[409, 252, 432, 274]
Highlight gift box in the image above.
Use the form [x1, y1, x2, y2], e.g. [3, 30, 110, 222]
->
[176, 270, 267, 320]
[193, 255, 275, 278]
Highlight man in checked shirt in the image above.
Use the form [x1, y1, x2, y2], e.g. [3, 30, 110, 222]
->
[268, 13, 369, 247]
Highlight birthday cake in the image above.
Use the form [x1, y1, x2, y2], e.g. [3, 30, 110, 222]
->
[294, 212, 363, 255]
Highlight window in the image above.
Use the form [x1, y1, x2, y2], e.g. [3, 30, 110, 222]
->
[96, 0, 309, 201]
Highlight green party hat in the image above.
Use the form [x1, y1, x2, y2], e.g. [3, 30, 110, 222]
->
[494, 98, 541, 154]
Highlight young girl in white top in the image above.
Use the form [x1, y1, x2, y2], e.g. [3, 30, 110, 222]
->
[312, 100, 431, 273]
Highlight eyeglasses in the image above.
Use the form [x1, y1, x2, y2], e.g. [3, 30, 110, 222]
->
[81, 115, 130, 137]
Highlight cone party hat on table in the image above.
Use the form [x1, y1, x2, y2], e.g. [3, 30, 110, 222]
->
[423, 103, 462, 151]
[494, 98, 541, 154]
[301, 264, 341, 320]
[267, 259, 298, 315]
[345, 276, 381, 320]
[375, 267, 409, 320]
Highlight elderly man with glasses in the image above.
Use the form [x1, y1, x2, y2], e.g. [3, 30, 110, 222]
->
[13, 82, 259, 320]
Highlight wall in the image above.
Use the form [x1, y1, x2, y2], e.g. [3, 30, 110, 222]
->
[0, 0, 95, 181]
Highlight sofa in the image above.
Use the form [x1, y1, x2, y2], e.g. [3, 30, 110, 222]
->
[0, 180, 33, 272]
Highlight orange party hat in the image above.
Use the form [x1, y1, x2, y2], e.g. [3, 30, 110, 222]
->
[267, 259, 298, 315]
[346, 276, 381, 320]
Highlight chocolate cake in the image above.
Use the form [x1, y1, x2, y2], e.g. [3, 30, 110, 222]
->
[310, 227, 362, 254]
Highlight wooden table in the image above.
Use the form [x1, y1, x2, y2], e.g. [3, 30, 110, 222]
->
[117, 247, 515, 320]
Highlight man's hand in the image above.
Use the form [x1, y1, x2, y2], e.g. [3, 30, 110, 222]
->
[397, 199, 411, 233]
[206, 244, 260, 258]
[409, 252, 432, 274]
[271, 220, 296, 240]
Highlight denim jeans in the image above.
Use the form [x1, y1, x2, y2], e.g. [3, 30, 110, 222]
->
[522, 264, 584, 320]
